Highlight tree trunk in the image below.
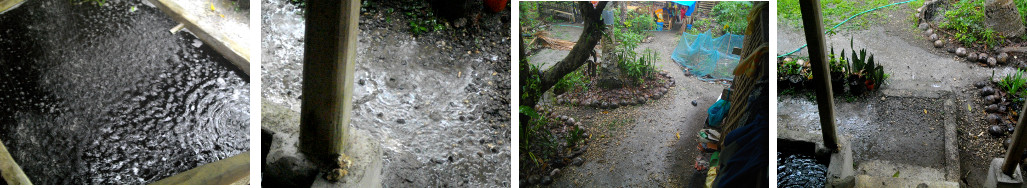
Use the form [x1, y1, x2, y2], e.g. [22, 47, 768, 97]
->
[521, 1, 608, 107]
[986, 0, 1025, 37]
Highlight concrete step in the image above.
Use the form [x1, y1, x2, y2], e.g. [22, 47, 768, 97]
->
[857, 160, 949, 182]
[855, 175, 959, 188]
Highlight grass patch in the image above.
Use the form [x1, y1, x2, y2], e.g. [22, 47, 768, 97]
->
[778, 0, 891, 31]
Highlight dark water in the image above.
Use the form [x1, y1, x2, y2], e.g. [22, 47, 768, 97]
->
[0, 0, 249, 184]
[777, 152, 827, 188]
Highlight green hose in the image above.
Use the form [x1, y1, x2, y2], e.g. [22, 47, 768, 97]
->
[778, 0, 920, 58]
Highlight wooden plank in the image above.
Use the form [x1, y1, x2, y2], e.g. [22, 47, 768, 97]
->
[0, 139, 31, 185]
[147, 0, 251, 75]
[150, 151, 250, 185]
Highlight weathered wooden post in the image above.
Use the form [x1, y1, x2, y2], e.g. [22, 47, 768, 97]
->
[1003, 104, 1027, 175]
[0, 139, 31, 185]
[300, 0, 360, 166]
[798, 0, 840, 151]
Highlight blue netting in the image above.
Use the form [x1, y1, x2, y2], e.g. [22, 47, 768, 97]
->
[671, 31, 745, 80]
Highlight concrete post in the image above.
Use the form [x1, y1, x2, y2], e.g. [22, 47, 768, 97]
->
[798, 0, 840, 152]
[300, 0, 360, 165]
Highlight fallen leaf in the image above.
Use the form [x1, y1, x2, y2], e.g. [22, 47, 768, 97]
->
[893, 171, 900, 178]
[968, 104, 972, 111]
[210, 3, 215, 11]
[458, 71, 462, 77]
[676, 132, 680, 139]
[924, 109, 927, 114]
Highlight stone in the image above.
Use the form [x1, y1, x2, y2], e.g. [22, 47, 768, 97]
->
[957, 48, 968, 57]
[691, 100, 698, 106]
[541, 176, 553, 185]
[983, 86, 996, 96]
[988, 114, 1004, 124]
[929, 33, 938, 41]
[934, 40, 945, 48]
[987, 104, 1001, 113]
[551, 168, 561, 178]
[987, 95, 1000, 104]
[981, 53, 990, 62]
[571, 157, 584, 166]
[976, 81, 989, 88]
[998, 53, 1010, 63]
[989, 57, 998, 66]
[969, 53, 980, 62]
[919, 23, 928, 30]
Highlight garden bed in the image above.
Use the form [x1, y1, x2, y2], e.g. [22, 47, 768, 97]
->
[915, 0, 1027, 67]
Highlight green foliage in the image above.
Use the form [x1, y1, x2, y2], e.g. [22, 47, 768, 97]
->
[711, 1, 752, 34]
[521, 60, 544, 103]
[1017, 0, 1027, 27]
[407, 10, 445, 35]
[1001, 70, 1027, 98]
[518, 106, 557, 166]
[75, 0, 106, 6]
[777, 0, 890, 31]
[554, 70, 589, 94]
[940, 0, 1003, 48]
[618, 50, 659, 84]
[778, 58, 805, 76]
[623, 10, 658, 33]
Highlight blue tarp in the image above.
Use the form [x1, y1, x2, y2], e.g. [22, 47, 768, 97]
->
[672, 1, 696, 16]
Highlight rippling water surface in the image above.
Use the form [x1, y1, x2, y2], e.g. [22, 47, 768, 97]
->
[0, 0, 249, 184]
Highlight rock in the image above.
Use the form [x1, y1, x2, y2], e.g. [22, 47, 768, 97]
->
[933, 40, 944, 48]
[956, 48, 967, 57]
[571, 157, 584, 166]
[541, 176, 553, 185]
[968, 53, 979, 62]
[691, 100, 698, 106]
[988, 57, 997, 66]
[926, 28, 934, 36]
[982, 86, 996, 96]
[526, 175, 540, 185]
[1005, 138, 1013, 148]
[919, 23, 928, 30]
[551, 168, 561, 178]
[975, 81, 988, 88]
[979, 53, 989, 62]
[947, 48, 956, 53]
[784, 57, 793, 62]
[571, 99, 580, 105]
[990, 125, 1007, 137]
[988, 114, 1004, 124]
[929, 33, 938, 41]
[986, 95, 1000, 104]
[998, 53, 1010, 64]
[987, 104, 1001, 113]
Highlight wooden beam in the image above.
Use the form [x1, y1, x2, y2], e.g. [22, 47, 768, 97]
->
[0, 139, 31, 185]
[147, 0, 252, 75]
[151, 151, 250, 185]
[799, 0, 840, 151]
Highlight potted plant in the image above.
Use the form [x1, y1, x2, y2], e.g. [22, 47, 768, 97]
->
[828, 47, 847, 93]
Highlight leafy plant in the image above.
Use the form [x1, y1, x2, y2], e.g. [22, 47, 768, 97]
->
[1001, 70, 1027, 98]
[618, 49, 658, 84]
[711, 1, 753, 34]
[940, 0, 1003, 48]
[554, 70, 589, 94]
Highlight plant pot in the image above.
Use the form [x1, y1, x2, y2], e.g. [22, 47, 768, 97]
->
[831, 72, 846, 93]
[788, 74, 805, 89]
[849, 76, 866, 95]
[865, 79, 876, 91]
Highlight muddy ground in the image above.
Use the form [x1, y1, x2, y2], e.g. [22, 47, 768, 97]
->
[261, 0, 510, 187]
[777, 0, 1026, 186]
[526, 23, 725, 187]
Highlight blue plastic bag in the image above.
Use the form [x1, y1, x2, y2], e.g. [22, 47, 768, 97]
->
[707, 99, 730, 127]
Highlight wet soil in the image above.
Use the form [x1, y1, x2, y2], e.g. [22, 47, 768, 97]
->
[777, 1, 1025, 186]
[0, 0, 250, 184]
[260, 0, 511, 186]
[526, 24, 724, 187]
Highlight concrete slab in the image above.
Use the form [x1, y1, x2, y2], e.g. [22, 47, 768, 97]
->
[148, 0, 251, 75]
[857, 160, 946, 181]
[854, 175, 959, 188]
[985, 158, 1024, 188]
